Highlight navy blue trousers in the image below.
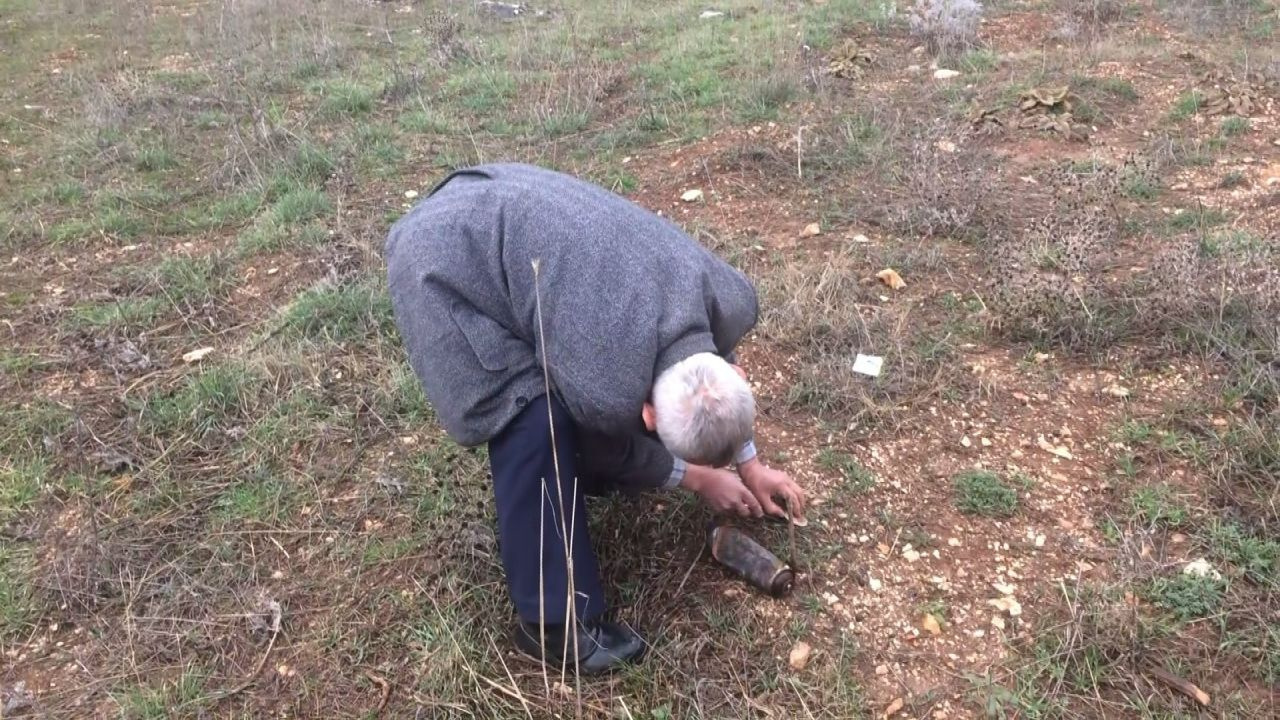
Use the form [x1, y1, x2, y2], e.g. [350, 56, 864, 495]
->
[488, 394, 607, 625]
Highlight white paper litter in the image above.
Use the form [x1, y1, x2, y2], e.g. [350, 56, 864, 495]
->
[852, 354, 883, 377]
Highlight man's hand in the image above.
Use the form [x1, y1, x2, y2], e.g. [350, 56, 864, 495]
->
[738, 459, 807, 523]
[681, 465, 763, 518]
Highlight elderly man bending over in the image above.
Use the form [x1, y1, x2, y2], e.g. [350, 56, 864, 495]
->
[385, 162, 807, 674]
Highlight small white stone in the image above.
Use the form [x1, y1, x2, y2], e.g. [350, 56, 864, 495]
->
[947, 538, 961, 547]
[933, 68, 961, 80]
[403, 189, 419, 199]
[1034, 534, 1046, 548]
[868, 577, 883, 591]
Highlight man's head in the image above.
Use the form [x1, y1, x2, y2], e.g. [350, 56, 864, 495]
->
[642, 352, 754, 467]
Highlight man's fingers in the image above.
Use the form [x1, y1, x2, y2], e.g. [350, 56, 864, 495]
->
[758, 493, 784, 518]
[742, 489, 763, 518]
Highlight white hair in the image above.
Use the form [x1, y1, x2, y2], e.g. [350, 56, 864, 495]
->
[652, 352, 755, 467]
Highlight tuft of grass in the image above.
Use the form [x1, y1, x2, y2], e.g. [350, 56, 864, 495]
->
[133, 145, 178, 172]
[1169, 90, 1204, 121]
[1218, 115, 1249, 137]
[1145, 572, 1226, 622]
[48, 218, 97, 244]
[68, 297, 165, 329]
[954, 470, 1019, 517]
[0, 544, 35, 640]
[318, 80, 377, 116]
[290, 142, 336, 184]
[816, 448, 876, 494]
[1206, 520, 1277, 586]
[955, 48, 999, 74]
[277, 278, 394, 344]
[1166, 206, 1228, 233]
[1129, 484, 1190, 528]
[0, 458, 47, 524]
[271, 186, 331, 224]
[214, 469, 292, 524]
[146, 253, 238, 307]
[50, 181, 86, 205]
[354, 124, 405, 177]
[141, 362, 263, 436]
[112, 667, 207, 720]
[399, 108, 453, 134]
[194, 110, 230, 129]
[735, 73, 799, 124]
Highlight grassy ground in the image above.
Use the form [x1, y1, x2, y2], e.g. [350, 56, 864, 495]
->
[1, 0, 1277, 717]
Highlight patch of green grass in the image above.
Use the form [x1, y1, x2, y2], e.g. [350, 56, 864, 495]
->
[1099, 77, 1138, 101]
[146, 253, 237, 306]
[1118, 420, 1154, 444]
[0, 458, 46, 524]
[536, 108, 592, 138]
[214, 469, 292, 524]
[954, 49, 999, 74]
[1128, 484, 1190, 528]
[133, 145, 178, 172]
[207, 189, 264, 226]
[0, 401, 72, 457]
[1146, 572, 1226, 622]
[1169, 90, 1204, 121]
[141, 362, 263, 436]
[1198, 228, 1265, 258]
[735, 73, 798, 123]
[98, 207, 146, 239]
[153, 70, 208, 92]
[68, 297, 165, 329]
[452, 68, 516, 113]
[290, 142, 337, 184]
[277, 278, 394, 344]
[113, 667, 207, 720]
[377, 364, 433, 425]
[0, 351, 39, 378]
[954, 470, 1019, 517]
[318, 80, 377, 116]
[1206, 520, 1277, 586]
[1166, 206, 1228, 233]
[354, 124, 405, 177]
[49, 181, 86, 205]
[194, 110, 230, 129]
[1219, 115, 1249, 137]
[1217, 170, 1247, 189]
[271, 186, 331, 224]
[399, 108, 453, 134]
[48, 218, 96, 244]
[816, 448, 876, 494]
[0, 544, 35, 640]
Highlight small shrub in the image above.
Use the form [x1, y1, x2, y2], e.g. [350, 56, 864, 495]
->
[954, 470, 1019, 517]
[909, 0, 983, 57]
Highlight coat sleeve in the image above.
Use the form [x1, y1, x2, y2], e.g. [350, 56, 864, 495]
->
[705, 260, 760, 357]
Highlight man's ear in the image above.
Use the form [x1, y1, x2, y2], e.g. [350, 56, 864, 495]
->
[731, 364, 747, 380]
[642, 402, 657, 432]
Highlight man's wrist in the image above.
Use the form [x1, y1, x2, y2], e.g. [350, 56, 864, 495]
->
[679, 464, 705, 492]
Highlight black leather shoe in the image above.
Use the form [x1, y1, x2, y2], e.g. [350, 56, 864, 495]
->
[513, 619, 645, 675]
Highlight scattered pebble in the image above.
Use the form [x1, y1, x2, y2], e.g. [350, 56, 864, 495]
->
[789, 641, 812, 670]
[680, 188, 703, 202]
[933, 68, 960, 79]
